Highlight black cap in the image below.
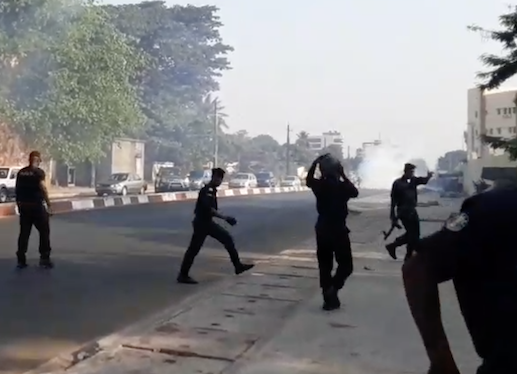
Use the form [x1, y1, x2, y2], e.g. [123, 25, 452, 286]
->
[212, 167, 225, 178]
[404, 163, 416, 171]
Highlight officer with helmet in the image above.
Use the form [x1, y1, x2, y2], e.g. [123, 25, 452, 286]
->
[306, 153, 359, 310]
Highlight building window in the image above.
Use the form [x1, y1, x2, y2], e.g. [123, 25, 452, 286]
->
[504, 108, 508, 115]
[489, 128, 493, 134]
[497, 127, 502, 134]
[475, 111, 478, 118]
[497, 108, 502, 115]
[513, 107, 516, 114]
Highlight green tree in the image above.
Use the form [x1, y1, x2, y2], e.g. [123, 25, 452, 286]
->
[103, 1, 233, 165]
[469, 7, 517, 159]
[0, 0, 145, 164]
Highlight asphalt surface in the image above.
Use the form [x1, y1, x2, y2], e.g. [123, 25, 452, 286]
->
[0, 189, 384, 374]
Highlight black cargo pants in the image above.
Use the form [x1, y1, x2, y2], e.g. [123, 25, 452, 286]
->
[179, 219, 241, 276]
[17, 203, 51, 263]
[315, 220, 353, 291]
[392, 208, 420, 259]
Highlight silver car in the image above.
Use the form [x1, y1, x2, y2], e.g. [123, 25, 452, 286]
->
[96, 173, 147, 196]
[280, 175, 301, 187]
[229, 173, 258, 189]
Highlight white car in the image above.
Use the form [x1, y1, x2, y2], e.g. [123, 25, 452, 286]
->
[0, 166, 21, 203]
[280, 176, 301, 187]
[229, 173, 257, 189]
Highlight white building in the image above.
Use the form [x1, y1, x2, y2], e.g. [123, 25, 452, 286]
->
[464, 87, 517, 194]
[307, 131, 344, 152]
[466, 87, 517, 160]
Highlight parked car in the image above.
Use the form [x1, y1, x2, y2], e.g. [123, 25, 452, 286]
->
[96, 173, 147, 196]
[155, 168, 189, 192]
[0, 166, 21, 203]
[280, 175, 301, 187]
[255, 171, 277, 187]
[229, 173, 257, 189]
[189, 169, 212, 190]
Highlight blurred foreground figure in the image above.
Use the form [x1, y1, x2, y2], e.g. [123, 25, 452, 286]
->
[15, 151, 53, 269]
[403, 189, 517, 374]
[306, 154, 358, 310]
[177, 168, 254, 284]
[386, 163, 432, 261]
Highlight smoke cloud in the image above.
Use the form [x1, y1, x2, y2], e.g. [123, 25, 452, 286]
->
[357, 142, 432, 190]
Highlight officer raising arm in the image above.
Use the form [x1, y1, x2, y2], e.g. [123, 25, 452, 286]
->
[15, 151, 54, 269]
[386, 163, 433, 261]
[402, 189, 517, 374]
[177, 168, 254, 284]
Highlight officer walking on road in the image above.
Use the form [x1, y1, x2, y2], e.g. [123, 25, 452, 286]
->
[15, 151, 54, 269]
[306, 154, 359, 311]
[402, 188, 517, 374]
[177, 168, 254, 284]
[386, 163, 432, 261]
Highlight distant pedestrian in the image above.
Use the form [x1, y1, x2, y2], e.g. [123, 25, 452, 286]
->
[15, 151, 53, 269]
[177, 167, 254, 284]
[306, 154, 359, 311]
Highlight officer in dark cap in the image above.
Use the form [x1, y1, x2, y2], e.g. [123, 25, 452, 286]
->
[402, 188, 517, 374]
[177, 167, 254, 284]
[306, 153, 359, 311]
[15, 151, 53, 269]
[386, 163, 433, 261]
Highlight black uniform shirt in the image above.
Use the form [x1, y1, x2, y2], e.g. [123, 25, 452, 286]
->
[15, 166, 45, 204]
[391, 176, 429, 210]
[416, 189, 517, 370]
[194, 185, 217, 221]
[307, 176, 359, 225]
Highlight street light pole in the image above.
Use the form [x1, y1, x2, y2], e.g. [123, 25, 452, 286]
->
[286, 123, 292, 175]
[213, 98, 219, 168]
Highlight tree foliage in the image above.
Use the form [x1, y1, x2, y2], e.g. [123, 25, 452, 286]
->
[103, 1, 233, 166]
[0, 0, 145, 164]
[470, 6, 517, 159]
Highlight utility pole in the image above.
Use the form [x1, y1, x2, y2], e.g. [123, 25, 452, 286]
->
[213, 98, 219, 168]
[286, 123, 291, 175]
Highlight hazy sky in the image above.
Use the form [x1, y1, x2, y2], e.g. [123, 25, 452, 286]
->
[104, 0, 516, 165]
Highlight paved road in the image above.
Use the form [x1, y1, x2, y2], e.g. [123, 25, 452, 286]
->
[0, 189, 386, 374]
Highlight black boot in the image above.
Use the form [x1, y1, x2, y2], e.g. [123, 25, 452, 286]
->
[322, 287, 340, 311]
[177, 274, 198, 284]
[385, 243, 397, 260]
[16, 254, 28, 269]
[235, 263, 254, 275]
[39, 258, 54, 269]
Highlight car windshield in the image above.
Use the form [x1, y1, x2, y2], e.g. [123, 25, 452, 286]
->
[256, 173, 271, 179]
[234, 174, 248, 179]
[0, 168, 9, 179]
[285, 176, 296, 181]
[160, 168, 179, 177]
[110, 173, 128, 181]
[189, 171, 204, 179]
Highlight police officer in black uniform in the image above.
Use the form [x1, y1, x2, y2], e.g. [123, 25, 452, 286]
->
[306, 154, 359, 310]
[402, 188, 517, 374]
[386, 163, 433, 261]
[177, 168, 254, 284]
[15, 151, 54, 269]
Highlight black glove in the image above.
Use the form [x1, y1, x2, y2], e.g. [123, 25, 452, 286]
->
[226, 216, 237, 226]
